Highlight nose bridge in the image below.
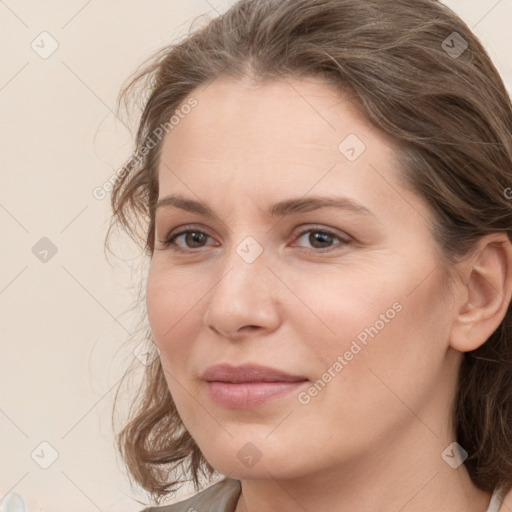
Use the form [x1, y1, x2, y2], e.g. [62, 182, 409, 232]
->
[212, 234, 268, 304]
[203, 234, 280, 336]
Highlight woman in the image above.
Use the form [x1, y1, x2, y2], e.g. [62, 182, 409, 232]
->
[108, 0, 512, 510]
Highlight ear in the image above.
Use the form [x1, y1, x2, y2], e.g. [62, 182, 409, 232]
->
[450, 233, 512, 353]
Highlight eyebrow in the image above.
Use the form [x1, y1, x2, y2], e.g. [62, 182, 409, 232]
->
[155, 194, 374, 218]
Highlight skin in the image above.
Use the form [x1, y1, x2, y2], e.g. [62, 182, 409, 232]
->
[146, 75, 512, 512]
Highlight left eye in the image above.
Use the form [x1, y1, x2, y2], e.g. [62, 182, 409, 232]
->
[292, 228, 349, 251]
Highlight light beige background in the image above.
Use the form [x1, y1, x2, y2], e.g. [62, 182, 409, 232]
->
[1, 1, 511, 511]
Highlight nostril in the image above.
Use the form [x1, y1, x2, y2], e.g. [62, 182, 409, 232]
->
[241, 325, 260, 332]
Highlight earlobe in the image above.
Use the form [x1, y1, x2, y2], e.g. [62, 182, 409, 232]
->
[449, 233, 512, 353]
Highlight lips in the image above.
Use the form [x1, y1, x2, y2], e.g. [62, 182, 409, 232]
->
[201, 363, 309, 409]
[200, 363, 308, 383]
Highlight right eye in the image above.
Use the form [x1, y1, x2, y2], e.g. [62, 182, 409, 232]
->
[159, 227, 218, 252]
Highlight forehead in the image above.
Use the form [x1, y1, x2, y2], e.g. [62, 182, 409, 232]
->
[163, 76, 382, 158]
[158, 76, 398, 190]
[155, 77, 436, 245]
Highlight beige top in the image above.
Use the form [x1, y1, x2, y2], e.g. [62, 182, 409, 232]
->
[141, 478, 511, 512]
[141, 478, 241, 512]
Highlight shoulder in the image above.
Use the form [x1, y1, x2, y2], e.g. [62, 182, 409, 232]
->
[140, 478, 242, 512]
[499, 486, 512, 512]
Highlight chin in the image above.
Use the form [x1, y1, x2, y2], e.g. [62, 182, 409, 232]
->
[202, 445, 306, 481]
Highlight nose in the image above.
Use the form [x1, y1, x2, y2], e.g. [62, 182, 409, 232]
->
[203, 244, 282, 340]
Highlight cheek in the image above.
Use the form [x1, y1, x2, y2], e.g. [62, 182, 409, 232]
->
[146, 263, 193, 336]
[345, 274, 452, 410]
[146, 277, 170, 343]
[301, 264, 449, 388]
[146, 266, 196, 363]
[285, 266, 397, 352]
[146, 273, 197, 411]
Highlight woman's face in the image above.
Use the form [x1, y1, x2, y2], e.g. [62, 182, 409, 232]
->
[146, 76, 461, 480]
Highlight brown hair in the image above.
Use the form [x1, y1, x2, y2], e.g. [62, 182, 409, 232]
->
[108, 0, 512, 503]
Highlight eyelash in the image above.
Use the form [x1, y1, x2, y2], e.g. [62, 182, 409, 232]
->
[159, 225, 351, 253]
